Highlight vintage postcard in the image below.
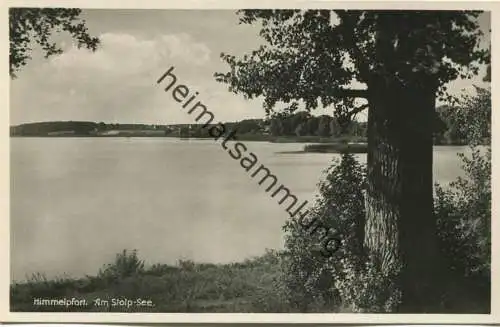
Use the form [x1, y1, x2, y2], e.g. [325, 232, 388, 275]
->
[1, 0, 498, 324]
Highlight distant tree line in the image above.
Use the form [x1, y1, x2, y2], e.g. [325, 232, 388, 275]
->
[10, 121, 99, 136]
[10, 121, 168, 136]
[10, 101, 490, 145]
[267, 111, 367, 138]
[10, 119, 267, 138]
[179, 119, 264, 138]
[264, 102, 490, 145]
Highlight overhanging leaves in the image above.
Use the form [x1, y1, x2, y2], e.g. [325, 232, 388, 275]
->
[9, 7, 100, 78]
[215, 10, 490, 116]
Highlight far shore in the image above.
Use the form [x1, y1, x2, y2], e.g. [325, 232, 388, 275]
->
[10, 134, 473, 146]
[11, 135, 478, 155]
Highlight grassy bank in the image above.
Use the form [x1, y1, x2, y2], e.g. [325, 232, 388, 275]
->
[10, 249, 289, 313]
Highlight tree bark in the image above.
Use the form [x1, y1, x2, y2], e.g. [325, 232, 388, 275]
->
[364, 76, 441, 312]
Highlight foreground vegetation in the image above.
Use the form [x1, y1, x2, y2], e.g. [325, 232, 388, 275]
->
[9, 8, 490, 313]
[11, 250, 287, 312]
[11, 89, 490, 313]
[11, 143, 490, 313]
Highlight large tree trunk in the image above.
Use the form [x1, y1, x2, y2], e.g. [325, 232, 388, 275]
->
[364, 76, 441, 312]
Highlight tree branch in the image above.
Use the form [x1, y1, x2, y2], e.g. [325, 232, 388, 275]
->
[347, 38, 372, 81]
[335, 10, 372, 81]
[333, 88, 368, 99]
[348, 103, 369, 116]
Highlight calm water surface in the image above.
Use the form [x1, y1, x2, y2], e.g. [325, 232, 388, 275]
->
[10, 138, 469, 281]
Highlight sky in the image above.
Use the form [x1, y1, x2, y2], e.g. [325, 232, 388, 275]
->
[10, 10, 491, 125]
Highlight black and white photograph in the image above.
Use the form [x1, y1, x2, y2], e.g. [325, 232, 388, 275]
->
[4, 0, 496, 322]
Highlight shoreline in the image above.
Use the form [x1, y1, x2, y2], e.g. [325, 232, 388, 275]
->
[9, 135, 475, 147]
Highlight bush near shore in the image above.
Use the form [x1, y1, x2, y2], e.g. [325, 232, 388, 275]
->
[10, 146, 490, 313]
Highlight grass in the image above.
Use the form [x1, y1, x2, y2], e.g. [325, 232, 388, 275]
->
[10, 247, 489, 313]
[10, 249, 289, 313]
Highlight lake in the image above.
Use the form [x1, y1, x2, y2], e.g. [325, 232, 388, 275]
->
[10, 138, 470, 281]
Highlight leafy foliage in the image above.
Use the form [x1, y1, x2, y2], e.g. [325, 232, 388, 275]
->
[264, 110, 368, 138]
[283, 142, 490, 312]
[435, 88, 491, 145]
[454, 87, 491, 145]
[435, 147, 491, 278]
[434, 89, 491, 310]
[11, 249, 286, 312]
[283, 85, 491, 311]
[9, 7, 100, 77]
[281, 153, 400, 312]
[98, 249, 145, 283]
[333, 255, 402, 312]
[215, 10, 489, 120]
[215, 10, 489, 312]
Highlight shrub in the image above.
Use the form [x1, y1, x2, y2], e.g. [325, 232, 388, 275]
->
[434, 88, 491, 311]
[333, 254, 402, 312]
[146, 263, 179, 276]
[282, 88, 491, 313]
[282, 153, 389, 312]
[248, 250, 290, 312]
[434, 145, 491, 310]
[98, 249, 145, 283]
